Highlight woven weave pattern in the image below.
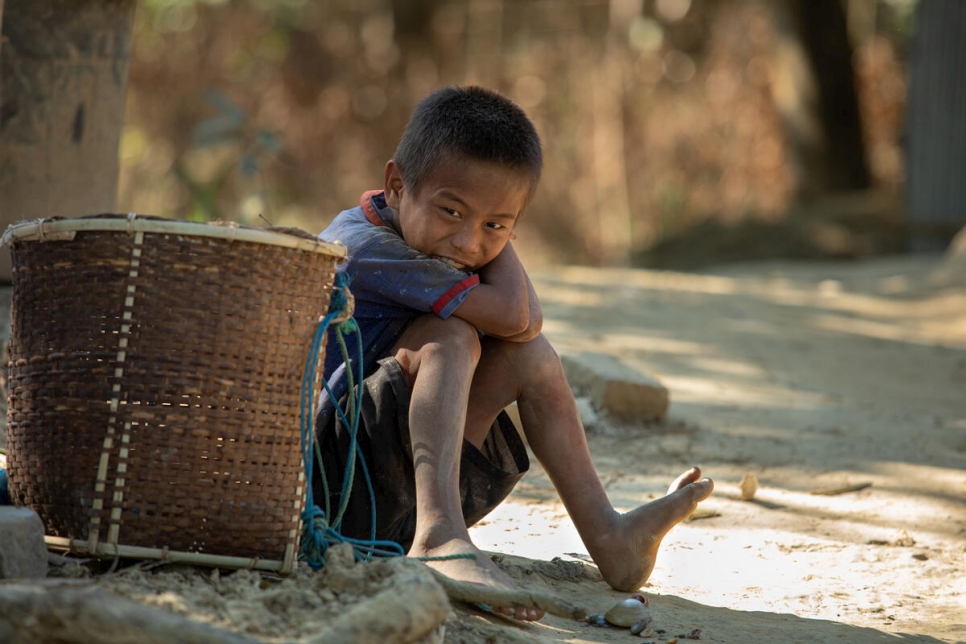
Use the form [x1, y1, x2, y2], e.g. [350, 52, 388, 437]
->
[5, 219, 340, 562]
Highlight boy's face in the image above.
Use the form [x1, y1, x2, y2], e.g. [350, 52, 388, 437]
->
[384, 156, 530, 272]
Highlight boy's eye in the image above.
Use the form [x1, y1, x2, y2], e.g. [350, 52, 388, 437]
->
[486, 222, 505, 230]
[442, 207, 462, 218]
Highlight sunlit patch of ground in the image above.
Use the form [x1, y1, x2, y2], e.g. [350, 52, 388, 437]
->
[470, 254, 966, 643]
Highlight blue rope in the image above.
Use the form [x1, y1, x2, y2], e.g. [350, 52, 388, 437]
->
[299, 273, 405, 569]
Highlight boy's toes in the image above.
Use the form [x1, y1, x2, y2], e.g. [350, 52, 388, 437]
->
[667, 466, 703, 493]
[692, 477, 715, 500]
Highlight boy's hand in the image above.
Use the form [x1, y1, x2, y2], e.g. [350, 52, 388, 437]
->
[453, 243, 542, 341]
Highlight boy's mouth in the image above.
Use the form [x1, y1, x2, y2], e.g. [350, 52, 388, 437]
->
[436, 256, 469, 271]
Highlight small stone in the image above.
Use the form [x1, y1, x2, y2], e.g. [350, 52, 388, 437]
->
[604, 596, 651, 627]
[585, 614, 609, 627]
[739, 472, 759, 501]
[631, 619, 653, 636]
[0, 506, 48, 579]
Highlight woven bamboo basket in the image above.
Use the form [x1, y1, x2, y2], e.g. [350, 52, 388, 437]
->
[1, 214, 345, 574]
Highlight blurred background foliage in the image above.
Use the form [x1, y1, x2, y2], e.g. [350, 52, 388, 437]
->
[116, 0, 915, 267]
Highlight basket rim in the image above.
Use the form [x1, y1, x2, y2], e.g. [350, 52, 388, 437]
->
[1, 214, 347, 258]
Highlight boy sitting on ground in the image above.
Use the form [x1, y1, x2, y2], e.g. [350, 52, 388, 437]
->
[315, 85, 713, 621]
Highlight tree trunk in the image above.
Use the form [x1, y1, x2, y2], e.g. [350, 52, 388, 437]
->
[905, 0, 966, 250]
[0, 0, 5, 105]
[770, 0, 870, 201]
[0, 0, 136, 281]
[591, 12, 632, 267]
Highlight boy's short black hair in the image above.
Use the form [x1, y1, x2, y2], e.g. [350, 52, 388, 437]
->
[392, 85, 543, 204]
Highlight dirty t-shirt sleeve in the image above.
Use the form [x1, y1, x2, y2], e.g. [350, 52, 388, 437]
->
[346, 227, 480, 319]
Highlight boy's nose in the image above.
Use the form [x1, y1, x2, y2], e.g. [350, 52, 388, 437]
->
[451, 227, 481, 255]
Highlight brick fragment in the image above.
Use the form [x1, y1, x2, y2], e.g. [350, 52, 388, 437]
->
[561, 352, 670, 421]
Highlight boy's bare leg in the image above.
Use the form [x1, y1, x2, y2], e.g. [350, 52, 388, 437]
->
[465, 334, 714, 593]
[391, 316, 543, 621]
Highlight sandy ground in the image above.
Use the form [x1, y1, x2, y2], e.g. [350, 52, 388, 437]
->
[459, 251, 966, 643]
[2, 250, 964, 643]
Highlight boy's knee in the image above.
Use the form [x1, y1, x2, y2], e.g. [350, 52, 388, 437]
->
[429, 316, 482, 361]
[505, 332, 555, 359]
[487, 332, 561, 379]
[395, 315, 482, 367]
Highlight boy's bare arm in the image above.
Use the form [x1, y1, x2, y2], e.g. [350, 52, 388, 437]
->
[499, 268, 542, 342]
[452, 243, 542, 340]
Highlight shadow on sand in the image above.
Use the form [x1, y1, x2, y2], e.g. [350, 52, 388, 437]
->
[445, 553, 956, 644]
[456, 588, 953, 644]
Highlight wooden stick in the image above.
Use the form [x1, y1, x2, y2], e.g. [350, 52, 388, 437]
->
[44, 536, 293, 574]
[428, 568, 590, 621]
[809, 481, 873, 496]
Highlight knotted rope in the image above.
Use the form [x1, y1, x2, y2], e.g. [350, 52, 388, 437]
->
[299, 273, 478, 570]
[299, 272, 405, 569]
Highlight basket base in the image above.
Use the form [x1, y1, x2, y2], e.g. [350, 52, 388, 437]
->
[44, 536, 297, 574]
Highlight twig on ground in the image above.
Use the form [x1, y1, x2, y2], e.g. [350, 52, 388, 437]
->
[809, 482, 873, 496]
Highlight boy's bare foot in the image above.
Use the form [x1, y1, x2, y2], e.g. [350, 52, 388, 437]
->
[590, 466, 714, 592]
[409, 520, 545, 621]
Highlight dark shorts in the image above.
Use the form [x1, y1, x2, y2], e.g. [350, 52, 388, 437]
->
[313, 356, 530, 550]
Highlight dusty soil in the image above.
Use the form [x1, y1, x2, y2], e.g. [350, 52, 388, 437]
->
[2, 248, 964, 643]
[467, 250, 966, 643]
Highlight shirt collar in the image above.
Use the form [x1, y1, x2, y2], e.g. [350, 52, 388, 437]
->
[359, 190, 402, 233]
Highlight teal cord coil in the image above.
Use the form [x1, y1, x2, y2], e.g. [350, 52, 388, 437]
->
[299, 272, 405, 568]
[299, 272, 475, 570]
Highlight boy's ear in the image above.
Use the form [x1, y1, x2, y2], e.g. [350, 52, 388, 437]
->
[384, 160, 404, 208]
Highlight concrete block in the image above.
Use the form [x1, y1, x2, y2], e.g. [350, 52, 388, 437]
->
[0, 506, 48, 579]
[560, 352, 670, 421]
